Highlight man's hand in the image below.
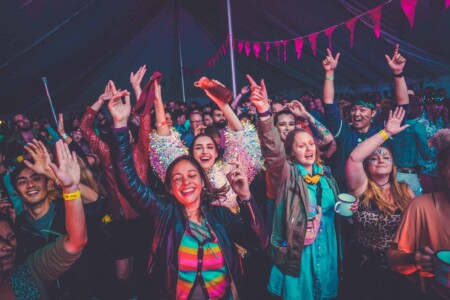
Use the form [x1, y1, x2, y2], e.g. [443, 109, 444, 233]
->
[385, 44, 406, 75]
[322, 48, 340, 72]
[246, 75, 270, 113]
[24, 139, 57, 181]
[107, 81, 131, 128]
[49, 140, 81, 193]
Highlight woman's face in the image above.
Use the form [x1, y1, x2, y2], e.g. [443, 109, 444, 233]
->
[366, 147, 393, 177]
[192, 136, 218, 170]
[170, 160, 203, 208]
[276, 114, 295, 142]
[291, 132, 316, 168]
[165, 113, 173, 128]
[0, 221, 17, 273]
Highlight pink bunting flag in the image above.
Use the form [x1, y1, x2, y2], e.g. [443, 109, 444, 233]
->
[222, 44, 227, 56]
[324, 27, 336, 52]
[274, 41, 281, 61]
[253, 42, 261, 58]
[370, 6, 382, 39]
[446, 0, 450, 9]
[345, 17, 358, 48]
[308, 33, 318, 56]
[294, 37, 304, 60]
[400, 0, 418, 28]
[282, 40, 288, 62]
[264, 42, 271, 61]
[245, 41, 251, 56]
[237, 41, 244, 54]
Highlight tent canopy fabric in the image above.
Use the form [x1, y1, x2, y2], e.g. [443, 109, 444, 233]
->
[1, 0, 449, 118]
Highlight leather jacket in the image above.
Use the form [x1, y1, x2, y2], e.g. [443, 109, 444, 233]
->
[111, 128, 268, 299]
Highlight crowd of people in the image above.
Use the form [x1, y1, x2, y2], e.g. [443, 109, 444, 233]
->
[0, 46, 449, 300]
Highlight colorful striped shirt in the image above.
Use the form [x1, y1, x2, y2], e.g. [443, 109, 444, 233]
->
[177, 219, 230, 300]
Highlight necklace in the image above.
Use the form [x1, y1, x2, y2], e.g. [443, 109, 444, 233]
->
[379, 180, 390, 188]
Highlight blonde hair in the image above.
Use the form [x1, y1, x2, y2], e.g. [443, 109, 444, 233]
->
[361, 148, 412, 215]
[77, 156, 100, 194]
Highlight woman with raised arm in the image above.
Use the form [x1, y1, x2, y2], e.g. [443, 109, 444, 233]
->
[343, 107, 415, 299]
[149, 79, 263, 213]
[387, 128, 450, 299]
[107, 89, 267, 299]
[247, 75, 340, 299]
[0, 140, 86, 299]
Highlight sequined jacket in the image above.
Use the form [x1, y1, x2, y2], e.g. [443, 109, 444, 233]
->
[111, 128, 268, 299]
[80, 107, 150, 219]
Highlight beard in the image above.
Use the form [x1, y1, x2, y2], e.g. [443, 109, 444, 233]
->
[214, 120, 227, 129]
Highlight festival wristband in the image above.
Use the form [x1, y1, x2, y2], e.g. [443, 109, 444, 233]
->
[393, 72, 404, 78]
[325, 76, 334, 81]
[63, 190, 81, 201]
[258, 109, 272, 119]
[61, 133, 69, 140]
[379, 130, 389, 141]
[155, 121, 167, 127]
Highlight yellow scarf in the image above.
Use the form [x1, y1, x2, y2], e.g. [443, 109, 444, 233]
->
[303, 172, 323, 184]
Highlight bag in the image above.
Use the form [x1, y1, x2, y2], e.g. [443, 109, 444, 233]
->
[304, 206, 322, 245]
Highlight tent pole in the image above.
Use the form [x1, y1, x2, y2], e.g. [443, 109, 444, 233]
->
[176, 0, 186, 103]
[226, 0, 237, 98]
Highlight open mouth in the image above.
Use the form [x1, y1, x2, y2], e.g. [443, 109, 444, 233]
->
[305, 153, 314, 160]
[181, 188, 195, 196]
[26, 190, 39, 196]
[0, 253, 14, 264]
[199, 156, 211, 163]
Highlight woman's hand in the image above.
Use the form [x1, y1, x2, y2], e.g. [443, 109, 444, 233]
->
[288, 100, 308, 118]
[322, 48, 340, 72]
[57, 113, 66, 137]
[107, 82, 131, 128]
[226, 160, 251, 201]
[384, 107, 409, 137]
[350, 198, 360, 213]
[414, 246, 435, 275]
[246, 75, 270, 113]
[49, 140, 81, 193]
[130, 65, 147, 88]
[385, 44, 406, 75]
[24, 139, 57, 181]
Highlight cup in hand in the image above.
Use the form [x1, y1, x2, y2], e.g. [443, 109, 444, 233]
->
[334, 193, 357, 217]
[435, 250, 450, 288]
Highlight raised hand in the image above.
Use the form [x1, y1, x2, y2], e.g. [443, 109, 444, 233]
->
[154, 79, 162, 104]
[246, 74, 270, 113]
[194, 125, 206, 136]
[107, 82, 131, 128]
[130, 65, 147, 88]
[99, 81, 114, 102]
[384, 107, 409, 137]
[288, 100, 308, 118]
[226, 160, 251, 201]
[240, 85, 250, 94]
[49, 140, 80, 192]
[385, 44, 406, 75]
[0, 197, 16, 222]
[322, 48, 340, 72]
[23, 139, 57, 180]
[57, 113, 66, 137]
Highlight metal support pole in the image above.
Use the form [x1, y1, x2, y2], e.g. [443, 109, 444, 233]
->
[226, 0, 237, 98]
[176, 0, 186, 103]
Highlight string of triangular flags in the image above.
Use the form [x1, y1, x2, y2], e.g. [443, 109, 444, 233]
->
[185, 0, 450, 76]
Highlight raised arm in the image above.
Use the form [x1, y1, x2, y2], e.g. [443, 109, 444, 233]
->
[230, 85, 250, 110]
[322, 48, 340, 105]
[130, 65, 147, 100]
[385, 44, 408, 106]
[345, 107, 409, 197]
[108, 85, 164, 215]
[153, 79, 170, 136]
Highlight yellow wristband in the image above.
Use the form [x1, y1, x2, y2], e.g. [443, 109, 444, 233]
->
[63, 190, 81, 201]
[379, 129, 389, 141]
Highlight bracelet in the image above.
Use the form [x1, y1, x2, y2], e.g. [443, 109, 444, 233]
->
[155, 121, 167, 127]
[61, 133, 69, 140]
[63, 190, 81, 201]
[379, 129, 389, 141]
[325, 76, 334, 81]
[393, 72, 404, 78]
[258, 109, 272, 119]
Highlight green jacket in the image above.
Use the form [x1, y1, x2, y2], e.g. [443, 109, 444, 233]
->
[257, 117, 339, 276]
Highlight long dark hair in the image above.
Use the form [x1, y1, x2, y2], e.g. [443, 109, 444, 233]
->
[188, 134, 220, 161]
[164, 155, 228, 206]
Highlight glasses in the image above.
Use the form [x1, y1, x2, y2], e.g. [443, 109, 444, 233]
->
[191, 120, 203, 124]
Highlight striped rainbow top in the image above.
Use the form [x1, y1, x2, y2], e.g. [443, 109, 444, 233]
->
[176, 219, 230, 300]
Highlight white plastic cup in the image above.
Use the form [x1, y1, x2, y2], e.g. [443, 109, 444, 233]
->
[435, 250, 450, 288]
[334, 193, 357, 217]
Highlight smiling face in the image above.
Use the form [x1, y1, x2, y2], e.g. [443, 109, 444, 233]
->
[290, 131, 316, 168]
[15, 168, 49, 207]
[276, 113, 296, 142]
[350, 105, 376, 132]
[0, 220, 17, 273]
[366, 147, 393, 177]
[192, 136, 218, 170]
[165, 112, 174, 128]
[169, 160, 203, 209]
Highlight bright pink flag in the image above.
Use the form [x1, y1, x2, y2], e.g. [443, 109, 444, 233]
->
[253, 42, 261, 58]
[245, 41, 251, 56]
[264, 42, 271, 61]
[282, 40, 288, 61]
[274, 41, 281, 61]
[324, 27, 336, 52]
[294, 37, 304, 60]
[400, 0, 418, 28]
[370, 6, 382, 38]
[345, 17, 358, 48]
[308, 33, 319, 56]
[446, 0, 450, 9]
[237, 41, 244, 54]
